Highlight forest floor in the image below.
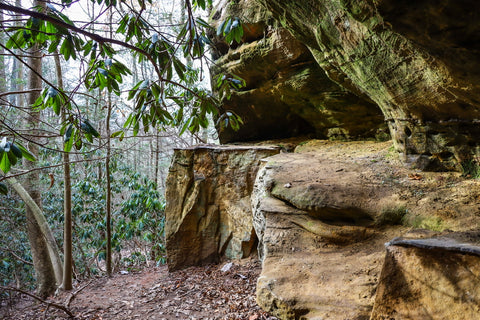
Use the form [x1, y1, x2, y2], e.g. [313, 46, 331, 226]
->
[1, 257, 278, 320]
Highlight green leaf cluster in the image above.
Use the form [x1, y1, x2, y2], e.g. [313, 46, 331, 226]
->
[116, 14, 150, 43]
[192, 0, 212, 10]
[34, 87, 102, 151]
[85, 58, 131, 95]
[6, 7, 81, 60]
[215, 73, 246, 101]
[177, 13, 213, 60]
[0, 137, 36, 175]
[216, 17, 243, 44]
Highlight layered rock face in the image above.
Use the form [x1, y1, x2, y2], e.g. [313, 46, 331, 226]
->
[257, 0, 480, 170]
[164, 140, 480, 318]
[251, 145, 389, 319]
[164, 145, 279, 271]
[210, 0, 385, 144]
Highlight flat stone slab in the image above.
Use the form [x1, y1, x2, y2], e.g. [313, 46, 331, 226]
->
[388, 236, 480, 256]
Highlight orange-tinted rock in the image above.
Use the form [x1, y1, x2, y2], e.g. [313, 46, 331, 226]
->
[372, 237, 480, 320]
[165, 145, 279, 271]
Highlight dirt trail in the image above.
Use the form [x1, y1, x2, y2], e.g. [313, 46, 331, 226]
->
[1, 258, 277, 320]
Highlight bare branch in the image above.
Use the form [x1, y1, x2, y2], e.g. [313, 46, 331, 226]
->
[65, 279, 93, 308]
[0, 89, 42, 98]
[0, 286, 75, 318]
[0, 247, 33, 266]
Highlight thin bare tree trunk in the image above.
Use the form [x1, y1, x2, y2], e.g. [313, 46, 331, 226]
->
[155, 131, 160, 188]
[54, 52, 73, 290]
[105, 7, 113, 276]
[0, 9, 7, 96]
[9, 0, 24, 107]
[105, 101, 112, 276]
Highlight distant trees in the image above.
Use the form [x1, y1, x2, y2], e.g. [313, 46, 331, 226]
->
[0, 0, 245, 298]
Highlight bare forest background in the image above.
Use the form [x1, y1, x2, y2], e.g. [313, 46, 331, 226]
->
[0, 0, 243, 301]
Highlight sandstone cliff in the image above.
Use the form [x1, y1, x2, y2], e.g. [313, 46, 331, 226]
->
[165, 140, 480, 319]
[210, 0, 386, 144]
[165, 145, 279, 271]
[251, 140, 480, 319]
[212, 0, 480, 171]
[165, 1, 480, 319]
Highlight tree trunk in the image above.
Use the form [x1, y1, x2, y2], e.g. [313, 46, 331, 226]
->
[54, 52, 73, 291]
[8, 178, 62, 295]
[105, 91, 112, 276]
[0, 9, 7, 97]
[9, 0, 24, 107]
[155, 131, 160, 189]
[22, 0, 60, 297]
[105, 8, 113, 276]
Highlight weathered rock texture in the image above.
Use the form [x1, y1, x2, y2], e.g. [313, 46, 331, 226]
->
[165, 145, 279, 271]
[256, 0, 480, 170]
[251, 140, 480, 319]
[210, 0, 385, 143]
[371, 236, 480, 320]
[252, 142, 394, 319]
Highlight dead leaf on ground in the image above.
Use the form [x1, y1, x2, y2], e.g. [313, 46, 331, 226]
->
[408, 173, 423, 180]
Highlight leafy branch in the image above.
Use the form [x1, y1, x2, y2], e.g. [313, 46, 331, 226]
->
[0, 2, 164, 80]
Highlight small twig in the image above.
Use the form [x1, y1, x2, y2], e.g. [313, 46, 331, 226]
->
[43, 304, 50, 320]
[0, 286, 75, 318]
[66, 280, 93, 308]
[1, 247, 34, 266]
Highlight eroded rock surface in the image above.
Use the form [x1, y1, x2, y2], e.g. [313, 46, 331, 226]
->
[164, 140, 480, 318]
[371, 235, 480, 320]
[210, 0, 385, 143]
[250, 140, 480, 319]
[251, 141, 396, 319]
[257, 0, 480, 169]
[165, 145, 279, 271]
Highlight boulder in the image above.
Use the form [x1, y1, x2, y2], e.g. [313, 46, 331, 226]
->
[250, 140, 480, 319]
[165, 145, 279, 271]
[251, 141, 398, 319]
[210, 0, 385, 144]
[371, 235, 480, 320]
[257, 0, 480, 169]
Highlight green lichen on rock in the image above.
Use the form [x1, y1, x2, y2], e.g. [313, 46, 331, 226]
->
[257, 0, 480, 170]
[210, 0, 385, 143]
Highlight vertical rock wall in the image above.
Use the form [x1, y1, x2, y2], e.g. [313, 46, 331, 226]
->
[165, 145, 279, 271]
